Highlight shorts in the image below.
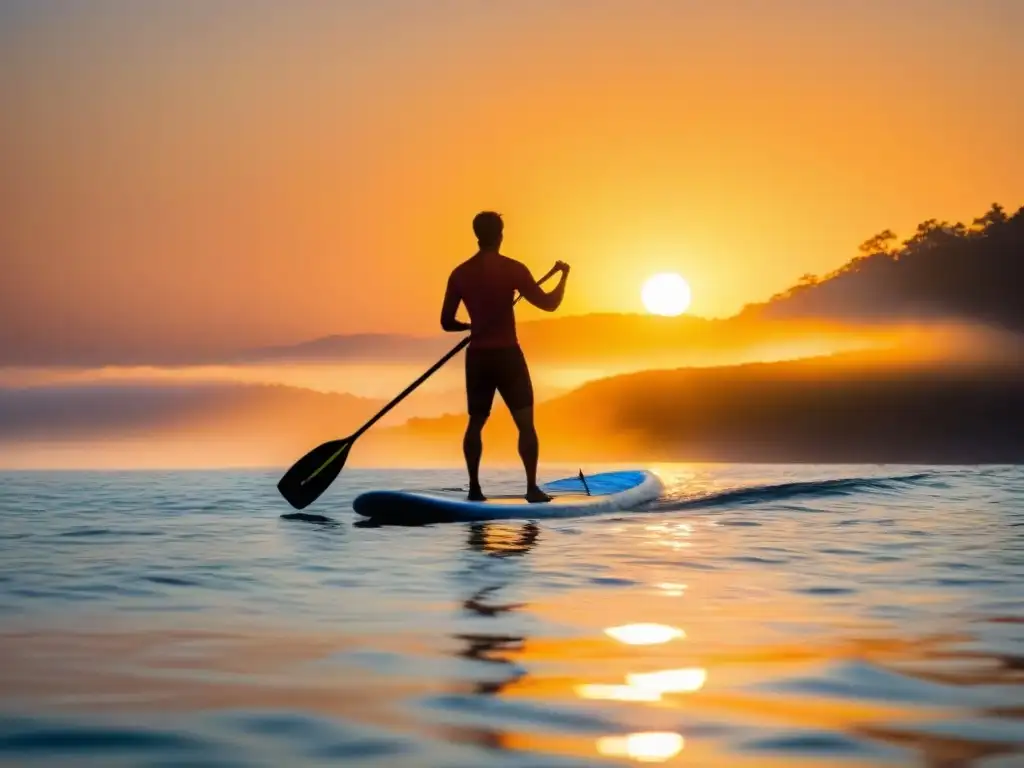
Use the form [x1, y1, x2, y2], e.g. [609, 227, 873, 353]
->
[465, 345, 534, 417]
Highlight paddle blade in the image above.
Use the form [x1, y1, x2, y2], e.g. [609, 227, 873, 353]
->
[277, 438, 352, 509]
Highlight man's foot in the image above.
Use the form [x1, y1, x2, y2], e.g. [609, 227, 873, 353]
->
[467, 485, 487, 502]
[525, 485, 552, 503]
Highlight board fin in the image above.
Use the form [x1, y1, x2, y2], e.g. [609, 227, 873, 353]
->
[578, 469, 592, 496]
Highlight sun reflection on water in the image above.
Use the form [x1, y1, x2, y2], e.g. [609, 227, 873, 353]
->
[577, 666, 707, 703]
[656, 581, 687, 597]
[576, 683, 662, 702]
[596, 732, 684, 763]
[627, 667, 707, 694]
[605, 623, 684, 645]
[645, 521, 694, 551]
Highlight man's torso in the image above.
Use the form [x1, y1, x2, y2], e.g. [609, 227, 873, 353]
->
[450, 253, 524, 349]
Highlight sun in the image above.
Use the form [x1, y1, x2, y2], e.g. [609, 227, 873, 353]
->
[641, 273, 691, 316]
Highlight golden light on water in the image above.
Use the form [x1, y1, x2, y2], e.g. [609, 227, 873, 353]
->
[627, 667, 707, 694]
[597, 732, 684, 763]
[657, 581, 688, 597]
[576, 684, 662, 702]
[576, 667, 707, 703]
[645, 522, 694, 553]
[605, 623, 684, 645]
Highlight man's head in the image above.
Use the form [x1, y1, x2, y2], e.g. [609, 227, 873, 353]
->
[472, 211, 503, 250]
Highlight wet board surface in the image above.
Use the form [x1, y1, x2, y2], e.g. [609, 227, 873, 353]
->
[352, 469, 664, 525]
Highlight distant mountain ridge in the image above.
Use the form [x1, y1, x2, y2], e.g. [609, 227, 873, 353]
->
[4, 341, 1023, 467]
[240, 313, 903, 368]
[369, 348, 1024, 464]
[240, 333, 452, 363]
[179, 202, 1024, 366]
[5, 202, 1018, 368]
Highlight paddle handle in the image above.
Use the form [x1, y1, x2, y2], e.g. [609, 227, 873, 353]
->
[351, 268, 561, 441]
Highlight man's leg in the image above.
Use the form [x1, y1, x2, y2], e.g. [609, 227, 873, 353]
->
[464, 348, 496, 501]
[510, 406, 551, 503]
[499, 347, 549, 503]
[464, 414, 488, 501]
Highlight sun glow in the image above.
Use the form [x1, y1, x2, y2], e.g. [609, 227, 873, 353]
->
[641, 273, 692, 316]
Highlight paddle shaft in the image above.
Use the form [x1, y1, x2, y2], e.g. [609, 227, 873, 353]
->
[351, 267, 561, 442]
[352, 335, 470, 441]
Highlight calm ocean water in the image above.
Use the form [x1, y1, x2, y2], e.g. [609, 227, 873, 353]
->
[0, 464, 1021, 767]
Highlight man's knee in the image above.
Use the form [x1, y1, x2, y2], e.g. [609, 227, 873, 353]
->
[510, 406, 536, 433]
[467, 414, 489, 433]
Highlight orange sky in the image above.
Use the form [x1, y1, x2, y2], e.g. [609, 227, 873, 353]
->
[2, 0, 1022, 363]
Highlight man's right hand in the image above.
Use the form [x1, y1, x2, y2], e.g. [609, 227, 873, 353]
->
[520, 261, 569, 312]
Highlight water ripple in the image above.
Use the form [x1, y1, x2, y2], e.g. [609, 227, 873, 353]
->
[0, 464, 1021, 766]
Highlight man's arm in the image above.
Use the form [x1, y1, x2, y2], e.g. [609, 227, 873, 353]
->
[440, 273, 471, 332]
[515, 261, 569, 312]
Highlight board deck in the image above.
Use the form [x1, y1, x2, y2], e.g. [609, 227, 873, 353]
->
[352, 469, 663, 525]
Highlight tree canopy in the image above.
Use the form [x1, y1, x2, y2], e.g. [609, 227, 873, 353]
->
[744, 204, 1024, 330]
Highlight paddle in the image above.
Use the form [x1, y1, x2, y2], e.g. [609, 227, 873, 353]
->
[277, 266, 561, 509]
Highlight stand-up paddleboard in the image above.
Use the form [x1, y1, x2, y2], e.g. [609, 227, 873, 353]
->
[353, 469, 663, 525]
